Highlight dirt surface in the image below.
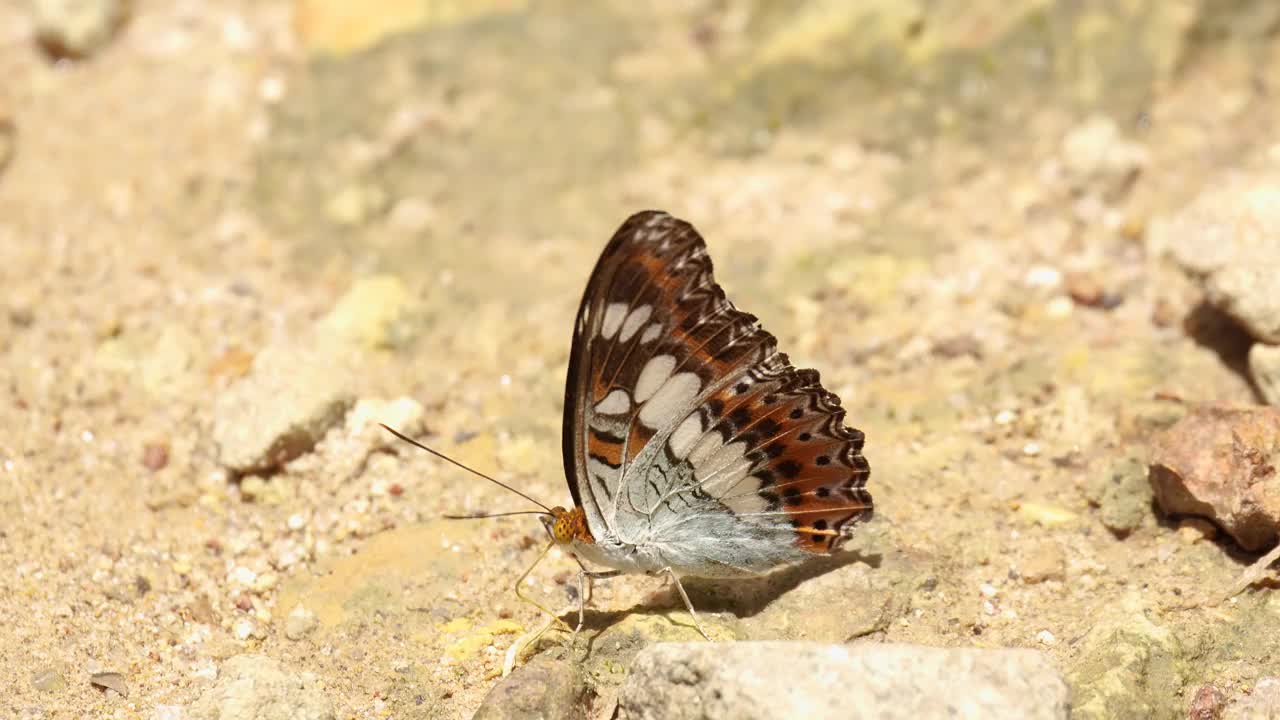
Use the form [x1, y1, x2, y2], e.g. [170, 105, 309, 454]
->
[3, 1, 1280, 719]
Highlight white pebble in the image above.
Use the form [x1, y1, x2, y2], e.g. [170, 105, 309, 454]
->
[1025, 265, 1062, 288]
[287, 513, 306, 531]
[232, 619, 256, 640]
[994, 409, 1017, 425]
[1046, 296, 1074, 318]
[1036, 629, 1057, 645]
[980, 582, 999, 597]
[1022, 442, 1042, 457]
[229, 566, 257, 586]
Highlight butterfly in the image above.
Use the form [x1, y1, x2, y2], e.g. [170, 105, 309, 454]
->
[383, 210, 872, 644]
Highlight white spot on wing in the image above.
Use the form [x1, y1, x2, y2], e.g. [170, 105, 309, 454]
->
[587, 456, 620, 481]
[634, 355, 676, 403]
[638, 372, 701, 429]
[721, 488, 768, 514]
[600, 302, 628, 339]
[594, 389, 631, 415]
[696, 440, 748, 482]
[687, 430, 723, 467]
[618, 305, 652, 342]
[639, 323, 662, 344]
[668, 413, 703, 459]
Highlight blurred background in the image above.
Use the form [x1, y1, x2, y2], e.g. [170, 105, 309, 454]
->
[2, 1, 1279, 719]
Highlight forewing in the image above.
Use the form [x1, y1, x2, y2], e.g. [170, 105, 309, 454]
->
[563, 211, 776, 532]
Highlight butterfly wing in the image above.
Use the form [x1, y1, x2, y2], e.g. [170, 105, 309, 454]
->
[563, 211, 872, 575]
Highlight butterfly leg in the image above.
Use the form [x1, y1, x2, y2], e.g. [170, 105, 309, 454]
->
[661, 567, 712, 641]
[572, 567, 621, 636]
[513, 540, 571, 633]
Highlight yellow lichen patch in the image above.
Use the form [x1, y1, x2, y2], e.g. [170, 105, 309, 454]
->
[442, 619, 524, 663]
[482, 619, 524, 636]
[439, 617, 472, 634]
[294, 0, 528, 56]
[1016, 502, 1079, 528]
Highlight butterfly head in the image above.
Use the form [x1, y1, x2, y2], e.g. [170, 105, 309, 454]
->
[543, 505, 594, 546]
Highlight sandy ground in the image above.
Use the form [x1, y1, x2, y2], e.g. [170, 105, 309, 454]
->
[3, 1, 1280, 718]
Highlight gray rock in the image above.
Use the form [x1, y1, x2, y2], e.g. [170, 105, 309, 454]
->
[1207, 266, 1280, 346]
[212, 345, 353, 474]
[1152, 176, 1280, 343]
[1088, 455, 1154, 537]
[33, 0, 125, 59]
[1226, 677, 1280, 720]
[189, 655, 334, 720]
[1059, 115, 1148, 193]
[1250, 343, 1280, 407]
[473, 654, 588, 720]
[616, 642, 1070, 720]
[1067, 593, 1184, 719]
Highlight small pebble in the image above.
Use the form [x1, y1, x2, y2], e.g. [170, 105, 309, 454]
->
[32, 667, 67, 693]
[34, 0, 127, 59]
[1025, 265, 1063, 288]
[229, 566, 257, 586]
[232, 619, 256, 640]
[89, 671, 128, 697]
[239, 475, 266, 501]
[252, 572, 278, 593]
[1177, 518, 1218, 544]
[142, 442, 170, 471]
[1045, 296, 1074, 318]
[1021, 542, 1066, 584]
[285, 605, 319, 640]
[1064, 271, 1121, 309]
[1035, 630, 1056, 645]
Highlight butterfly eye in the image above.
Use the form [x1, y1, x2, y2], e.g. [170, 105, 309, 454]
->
[552, 519, 571, 543]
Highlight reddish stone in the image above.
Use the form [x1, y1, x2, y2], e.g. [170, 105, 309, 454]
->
[1149, 404, 1280, 551]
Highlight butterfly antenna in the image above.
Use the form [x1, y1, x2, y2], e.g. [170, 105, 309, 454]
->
[379, 423, 554, 515]
[442, 510, 552, 520]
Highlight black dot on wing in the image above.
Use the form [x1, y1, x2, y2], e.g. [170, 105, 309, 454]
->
[798, 432, 812, 442]
[816, 455, 830, 466]
[756, 418, 781, 438]
[789, 408, 803, 419]
[777, 459, 802, 479]
[755, 469, 775, 485]
[816, 486, 831, 498]
[790, 519, 802, 528]
[707, 398, 724, 416]
[812, 534, 826, 544]
[764, 442, 785, 459]
[762, 394, 777, 404]
[729, 407, 752, 427]
[735, 382, 750, 394]
[813, 519, 828, 530]
[783, 487, 802, 506]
